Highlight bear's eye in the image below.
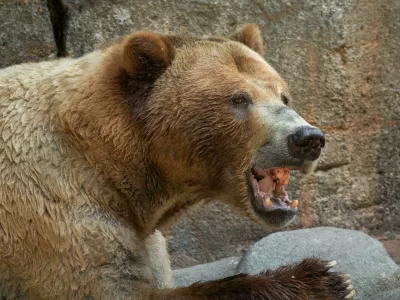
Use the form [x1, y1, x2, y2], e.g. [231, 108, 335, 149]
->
[281, 94, 290, 106]
[230, 93, 252, 110]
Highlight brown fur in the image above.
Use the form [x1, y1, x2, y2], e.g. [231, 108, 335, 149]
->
[0, 24, 352, 299]
[230, 23, 264, 55]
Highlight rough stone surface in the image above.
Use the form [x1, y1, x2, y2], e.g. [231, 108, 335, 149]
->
[378, 127, 400, 233]
[377, 235, 400, 264]
[61, 0, 400, 268]
[63, 0, 264, 57]
[173, 256, 240, 288]
[173, 228, 400, 300]
[366, 288, 400, 300]
[0, 0, 56, 68]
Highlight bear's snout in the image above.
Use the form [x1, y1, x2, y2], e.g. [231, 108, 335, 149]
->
[288, 127, 325, 161]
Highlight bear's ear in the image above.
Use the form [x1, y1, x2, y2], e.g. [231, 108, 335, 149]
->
[230, 24, 264, 55]
[120, 32, 175, 81]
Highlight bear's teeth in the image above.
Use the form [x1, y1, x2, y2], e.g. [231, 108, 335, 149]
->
[265, 197, 272, 206]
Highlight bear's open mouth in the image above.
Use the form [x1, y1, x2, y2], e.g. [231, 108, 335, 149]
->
[249, 167, 298, 213]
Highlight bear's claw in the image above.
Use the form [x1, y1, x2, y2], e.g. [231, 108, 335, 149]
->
[345, 290, 356, 299]
[328, 266, 355, 300]
[315, 260, 355, 300]
[326, 260, 338, 268]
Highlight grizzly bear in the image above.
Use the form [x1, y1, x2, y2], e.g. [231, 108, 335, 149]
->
[0, 24, 354, 299]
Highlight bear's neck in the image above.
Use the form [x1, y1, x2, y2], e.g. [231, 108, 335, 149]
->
[55, 52, 203, 238]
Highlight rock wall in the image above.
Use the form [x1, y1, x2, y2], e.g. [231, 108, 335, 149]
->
[0, 0, 399, 268]
[0, 0, 56, 68]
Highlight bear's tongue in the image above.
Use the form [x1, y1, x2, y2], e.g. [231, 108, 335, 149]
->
[252, 167, 298, 209]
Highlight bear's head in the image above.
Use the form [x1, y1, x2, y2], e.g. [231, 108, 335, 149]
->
[105, 24, 325, 229]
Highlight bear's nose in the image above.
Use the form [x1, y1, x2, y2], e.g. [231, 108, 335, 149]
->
[288, 127, 325, 161]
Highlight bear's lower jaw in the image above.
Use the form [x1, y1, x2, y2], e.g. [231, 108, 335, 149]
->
[247, 167, 298, 228]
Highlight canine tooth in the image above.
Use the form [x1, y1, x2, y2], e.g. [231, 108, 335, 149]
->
[290, 200, 299, 208]
[265, 198, 272, 206]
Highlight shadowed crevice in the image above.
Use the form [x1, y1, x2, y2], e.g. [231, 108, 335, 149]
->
[46, 0, 68, 57]
[315, 161, 350, 172]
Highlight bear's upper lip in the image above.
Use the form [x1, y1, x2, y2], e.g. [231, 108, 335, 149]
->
[248, 166, 298, 214]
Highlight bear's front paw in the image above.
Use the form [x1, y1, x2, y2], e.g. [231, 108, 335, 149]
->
[289, 258, 355, 300]
[324, 266, 355, 300]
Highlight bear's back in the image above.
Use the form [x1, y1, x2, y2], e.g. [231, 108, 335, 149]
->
[0, 53, 103, 209]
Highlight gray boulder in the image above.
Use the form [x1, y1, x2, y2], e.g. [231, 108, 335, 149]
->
[173, 256, 241, 288]
[173, 227, 400, 300]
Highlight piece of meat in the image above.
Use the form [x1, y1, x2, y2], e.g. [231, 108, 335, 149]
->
[270, 167, 290, 185]
[255, 167, 290, 197]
